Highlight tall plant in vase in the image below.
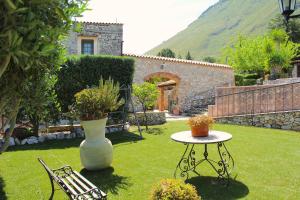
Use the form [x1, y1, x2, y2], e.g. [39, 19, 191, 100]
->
[74, 78, 124, 170]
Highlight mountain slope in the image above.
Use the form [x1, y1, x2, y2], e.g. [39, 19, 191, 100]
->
[147, 0, 279, 60]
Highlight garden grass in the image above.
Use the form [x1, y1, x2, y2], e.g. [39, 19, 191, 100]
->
[0, 121, 299, 200]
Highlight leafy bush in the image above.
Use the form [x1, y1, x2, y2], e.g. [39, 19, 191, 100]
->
[11, 128, 34, 140]
[74, 78, 124, 120]
[56, 55, 135, 112]
[150, 179, 200, 200]
[132, 82, 159, 130]
[234, 73, 258, 86]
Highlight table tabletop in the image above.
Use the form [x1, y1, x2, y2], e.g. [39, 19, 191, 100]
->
[171, 130, 232, 144]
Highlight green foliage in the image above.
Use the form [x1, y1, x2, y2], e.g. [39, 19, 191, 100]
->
[234, 73, 258, 86]
[132, 82, 159, 130]
[0, 0, 87, 153]
[18, 73, 61, 134]
[223, 29, 299, 75]
[203, 56, 217, 63]
[269, 15, 300, 43]
[148, 0, 279, 59]
[185, 51, 193, 60]
[150, 179, 200, 200]
[56, 55, 135, 112]
[133, 82, 159, 110]
[157, 48, 176, 58]
[147, 77, 169, 84]
[74, 78, 124, 120]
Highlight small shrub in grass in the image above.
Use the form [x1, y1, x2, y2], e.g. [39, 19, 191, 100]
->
[150, 179, 200, 200]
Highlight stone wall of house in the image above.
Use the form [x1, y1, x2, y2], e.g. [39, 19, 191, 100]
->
[292, 62, 299, 78]
[214, 111, 300, 131]
[66, 22, 123, 56]
[126, 54, 235, 113]
[128, 112, 166, 125]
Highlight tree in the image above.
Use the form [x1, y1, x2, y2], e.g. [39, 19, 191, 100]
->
[157, 48, 176, 58]
[132, 82, 159, 130]
[185, 51, 193, 60]
[0, 0, 87, 153]
[18, 73, 61, 135]
[269, 15, 300, 43]
[203, 56, 216, 63]
[223, 29, 298, 79]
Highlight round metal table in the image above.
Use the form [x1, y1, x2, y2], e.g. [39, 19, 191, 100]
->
[171, 130, 235, 185]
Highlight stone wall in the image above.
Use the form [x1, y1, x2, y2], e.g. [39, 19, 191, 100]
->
[214, 111, 300, 131]
[292, 62, 299, 78]
[128, 112, 166, 126]
[126, 54, 235, 113]
[263, 77, 300, 85]
[66, 22, 123, 56]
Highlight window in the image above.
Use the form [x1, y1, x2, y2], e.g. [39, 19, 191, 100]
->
[81, 39, 94, 55]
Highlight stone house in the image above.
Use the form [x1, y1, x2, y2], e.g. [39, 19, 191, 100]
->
[65, 21, 123, 56]
[65, 21, 235, 114]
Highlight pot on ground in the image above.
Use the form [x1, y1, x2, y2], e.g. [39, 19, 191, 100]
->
[80, 118, 112, 170]
[191, 125, 209, 137]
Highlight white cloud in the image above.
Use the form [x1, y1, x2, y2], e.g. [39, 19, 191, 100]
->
[79, 0, 218, 54]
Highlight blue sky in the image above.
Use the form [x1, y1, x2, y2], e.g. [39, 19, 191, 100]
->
[80, 0, 218, 54]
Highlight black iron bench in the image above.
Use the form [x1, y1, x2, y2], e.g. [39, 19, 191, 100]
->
[38, 158, 107, 200]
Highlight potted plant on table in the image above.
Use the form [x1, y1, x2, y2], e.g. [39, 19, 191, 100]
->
[74, 78, 124, 170]
[188, 115, 214, 137]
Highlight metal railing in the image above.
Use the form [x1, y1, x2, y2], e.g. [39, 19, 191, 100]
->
[209, 81, 300, 118]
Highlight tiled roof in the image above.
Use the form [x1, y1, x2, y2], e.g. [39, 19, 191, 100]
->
[124, 53, 232, 70]
[75, 21, 123, 25]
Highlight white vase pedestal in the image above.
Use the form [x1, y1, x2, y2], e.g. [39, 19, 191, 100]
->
[80, 118, 113, 170]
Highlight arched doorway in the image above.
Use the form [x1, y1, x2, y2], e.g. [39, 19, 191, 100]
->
[144, 72, 181, 114]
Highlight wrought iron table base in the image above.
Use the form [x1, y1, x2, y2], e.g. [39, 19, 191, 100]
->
[174, 143, 234, 185]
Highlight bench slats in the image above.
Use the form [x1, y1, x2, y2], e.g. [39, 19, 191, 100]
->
[70, 174, 93, 192]
[38, 158, 106, 199]
[73, 171, 98, 190]
[60, 178, 79, 196]
[73, 171, 107, 198]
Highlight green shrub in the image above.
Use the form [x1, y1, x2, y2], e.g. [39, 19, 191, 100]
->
[74, 78, 124, 120]
[150, 179, 200, 200]
[56, 55, 134, 112]
[243, 73, 259, 79]
[243, 79, 257, 86]
[234, 73, 258, 86]
[234, 74, 244, 86]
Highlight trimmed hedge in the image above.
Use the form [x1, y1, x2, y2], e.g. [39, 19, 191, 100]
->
[235, 73, 258, 86]
[56, 55, 135, 112]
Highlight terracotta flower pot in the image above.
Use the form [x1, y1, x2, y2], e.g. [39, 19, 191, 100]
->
[191, 125, 209, 137]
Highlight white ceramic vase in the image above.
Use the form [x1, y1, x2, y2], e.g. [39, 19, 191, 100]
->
[80, 118, 113, 170]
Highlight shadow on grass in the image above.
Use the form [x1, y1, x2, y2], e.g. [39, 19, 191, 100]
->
[145, 128, 163, 135]
[80, 167, 131, 195]
[186, 176, 249, 200]
[7, 131, 142, 152]
[0, 177, 7, 200]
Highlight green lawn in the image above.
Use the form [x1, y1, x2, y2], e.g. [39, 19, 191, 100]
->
[0, 121, 300, 200]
